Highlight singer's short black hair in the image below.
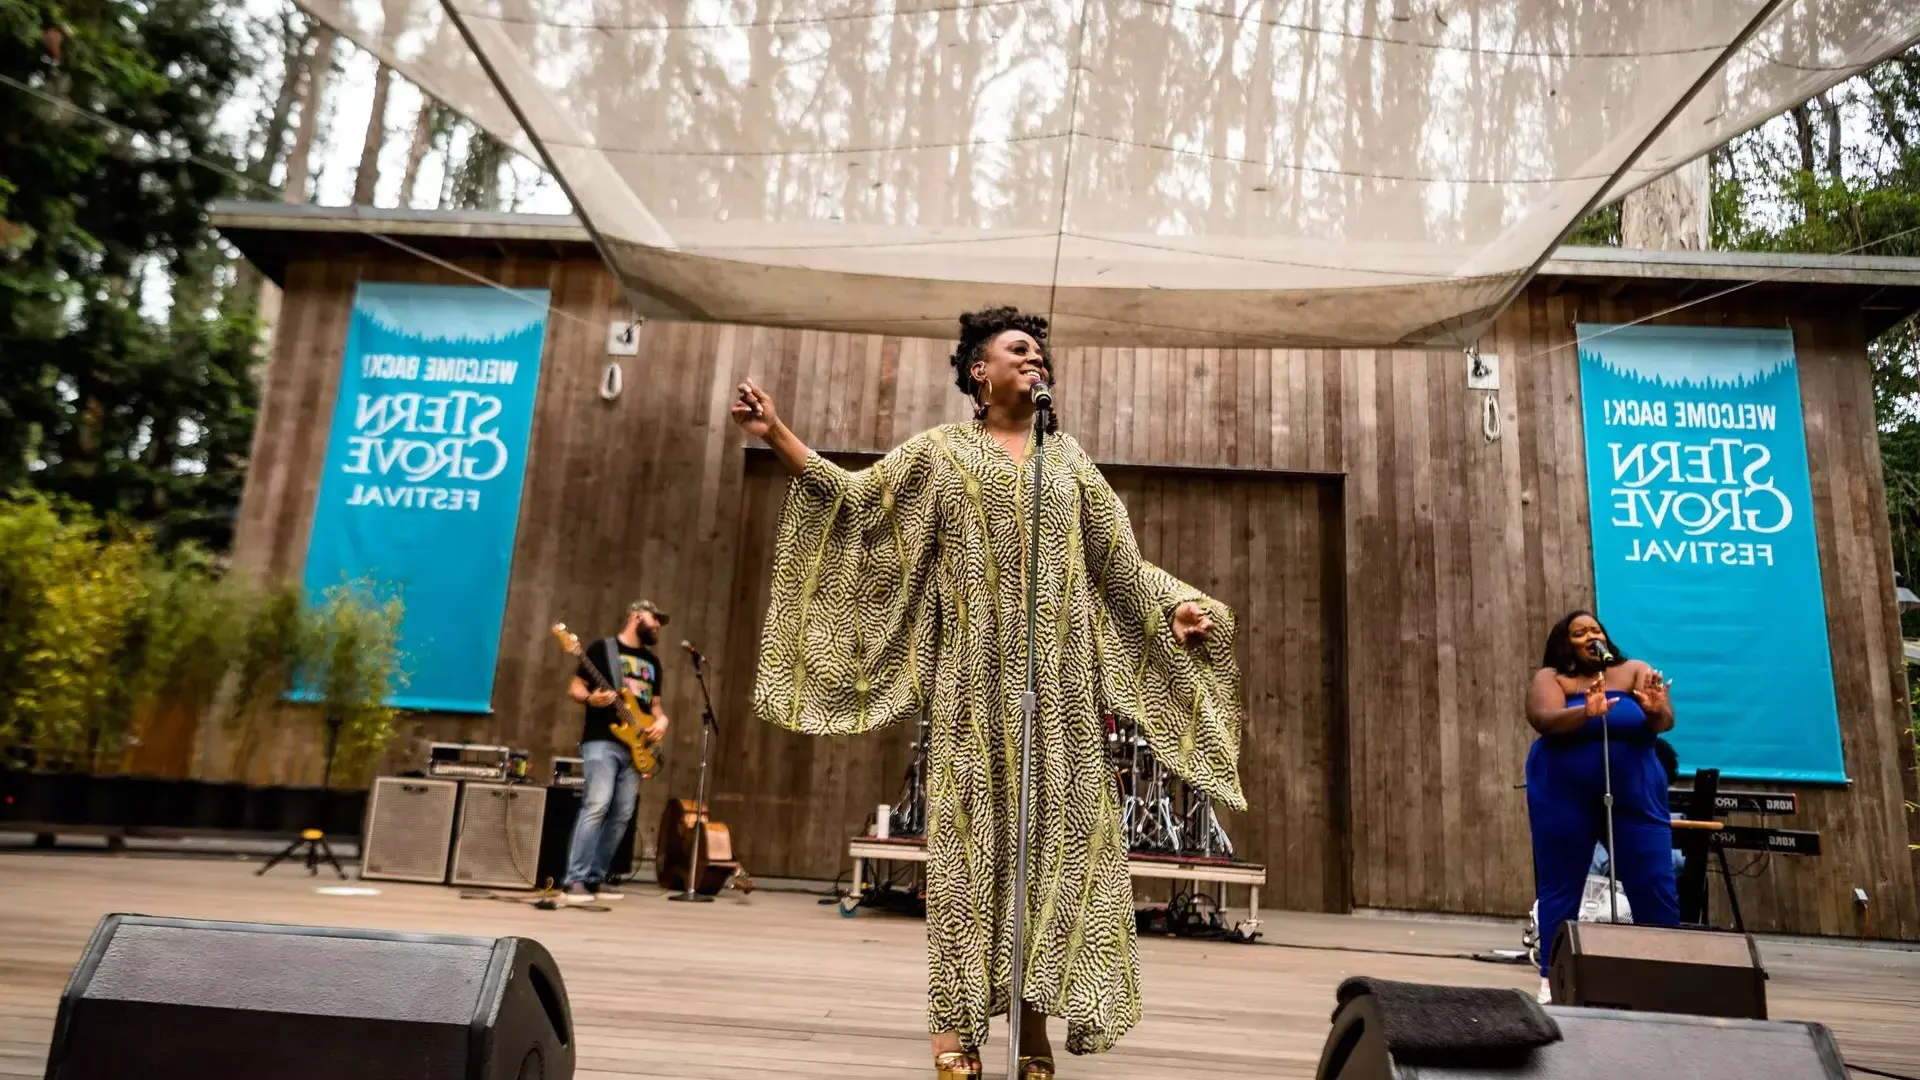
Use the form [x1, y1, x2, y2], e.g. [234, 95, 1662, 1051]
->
[1541, 609, 1629, 675]
[949, 306, 1058, 434]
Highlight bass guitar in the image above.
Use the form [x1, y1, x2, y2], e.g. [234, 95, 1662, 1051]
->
[551, 623, 661, 778]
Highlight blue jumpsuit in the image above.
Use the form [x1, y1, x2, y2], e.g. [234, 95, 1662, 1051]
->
[1526, 689, 1678, 976]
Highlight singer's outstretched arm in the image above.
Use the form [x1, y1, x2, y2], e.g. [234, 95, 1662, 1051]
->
[1526, 668, 1602, 736]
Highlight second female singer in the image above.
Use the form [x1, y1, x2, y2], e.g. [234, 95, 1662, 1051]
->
[1524, 610, 1677, 1001]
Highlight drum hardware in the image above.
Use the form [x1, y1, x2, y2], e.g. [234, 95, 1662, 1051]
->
[888, 708, 931, 839]
[1105, 713, 1237, 859]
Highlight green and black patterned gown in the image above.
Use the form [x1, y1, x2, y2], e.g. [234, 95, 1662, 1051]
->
[751, 420, 1245, 1055]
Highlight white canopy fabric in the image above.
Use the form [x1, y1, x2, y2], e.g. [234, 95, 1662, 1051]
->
[300, 0, 1920, 346]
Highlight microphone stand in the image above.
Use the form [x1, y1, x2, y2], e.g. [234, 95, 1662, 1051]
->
[669, 646, 721, 904]
[1598, 647, 1619, 924]
[1006, 395, 1049, 1079]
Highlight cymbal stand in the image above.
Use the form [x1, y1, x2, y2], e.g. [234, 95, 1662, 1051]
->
[1134, 747, 1183, 854]
[1183, 790, 1233, 861]
[890, 708, 930, 838]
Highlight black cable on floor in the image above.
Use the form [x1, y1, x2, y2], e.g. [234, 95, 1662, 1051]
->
[1847, 1062, 1920, 1080]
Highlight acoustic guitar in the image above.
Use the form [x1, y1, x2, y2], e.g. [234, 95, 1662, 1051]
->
[550, 623, 662, 778]
[658, 797, 755, 895]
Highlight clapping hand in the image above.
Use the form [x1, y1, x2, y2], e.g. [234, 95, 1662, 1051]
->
[1172, 601, 1214, 646]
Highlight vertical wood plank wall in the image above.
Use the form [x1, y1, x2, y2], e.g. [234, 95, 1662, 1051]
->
[221, 249, 1920, 941]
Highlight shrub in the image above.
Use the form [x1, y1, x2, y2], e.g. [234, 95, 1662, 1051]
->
[0, 491, 407, 781]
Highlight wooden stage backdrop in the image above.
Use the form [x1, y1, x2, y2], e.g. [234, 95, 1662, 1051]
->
[206, 227, 1920, 942]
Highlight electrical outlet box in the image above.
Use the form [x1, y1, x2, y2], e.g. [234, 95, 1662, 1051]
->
[606, 320, 640, 356]
[1468, 351, 1500, 391]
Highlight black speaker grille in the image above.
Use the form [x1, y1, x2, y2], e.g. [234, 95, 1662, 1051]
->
[82, 923, 490, 1022]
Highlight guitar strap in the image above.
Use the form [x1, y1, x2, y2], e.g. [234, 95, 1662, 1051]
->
[596, 637, 621, 691]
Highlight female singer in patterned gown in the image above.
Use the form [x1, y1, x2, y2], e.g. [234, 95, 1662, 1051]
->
[730, 307, 1245, 1078]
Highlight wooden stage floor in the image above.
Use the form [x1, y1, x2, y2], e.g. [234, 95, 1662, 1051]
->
[2, 852, 1916, 1079]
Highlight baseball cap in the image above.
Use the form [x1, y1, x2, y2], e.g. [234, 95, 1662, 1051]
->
[628, 599, 670, 624]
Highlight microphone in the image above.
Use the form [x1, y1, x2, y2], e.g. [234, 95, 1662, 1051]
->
[1591, 638, 1615, 664]
[680, 640, 703, 664]
[1029, 380, 1053, 411]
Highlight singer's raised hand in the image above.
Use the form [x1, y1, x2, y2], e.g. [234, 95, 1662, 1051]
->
[1583, 675, 1612, 718]
[1632, 667, 1671, 718]
[730, 378, 777, 439]
[731, 378, 813, 477]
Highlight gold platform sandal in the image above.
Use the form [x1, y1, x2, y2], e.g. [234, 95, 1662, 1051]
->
[1018, 1056, 1056, 1078]
[934, 1051, 981, 1078]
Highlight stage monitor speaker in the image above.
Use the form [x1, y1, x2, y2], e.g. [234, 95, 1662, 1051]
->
[1550, 921, 1767, 1019]
[536, 785, 637, 886]
[44, 913, 574, 1080]
[449, 782, 546, 890]
[360, 776, 459, 884]
[1319, 988, 1842, 1080]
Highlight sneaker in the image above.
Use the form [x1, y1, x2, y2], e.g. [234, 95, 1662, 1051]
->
[1537, 977, 1552, 1005]
[562, 882, 594, 904]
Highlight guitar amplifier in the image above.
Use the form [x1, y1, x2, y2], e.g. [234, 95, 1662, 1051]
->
[360, 777, 459, 884]
[449, 782, 547, 890]
[427, 742, 511, 781]
[537, 785, 637, 886]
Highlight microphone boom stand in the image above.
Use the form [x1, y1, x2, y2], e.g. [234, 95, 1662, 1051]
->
[669, 648, 721, 903]
[1602, 699, 1619, 923]
[1597, 644, 1619, 924]
[1006, 398, 1049, 1078]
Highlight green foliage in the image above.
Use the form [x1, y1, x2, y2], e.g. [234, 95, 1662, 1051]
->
[1711, 58, 1920, 651]
[0, 492, 146, 765]
[303, 578, 408, 786]
[0, 492, 408, 780]
[1565, 201, 1622, 248]
[0, 0, 261, 551]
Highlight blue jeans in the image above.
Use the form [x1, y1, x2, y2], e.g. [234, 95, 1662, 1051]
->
[564, 740, 638, 887]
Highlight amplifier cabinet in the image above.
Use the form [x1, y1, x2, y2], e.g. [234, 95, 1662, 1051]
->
[537, 785, 637, 887]
[359, 777, 459, 884]
[449, 782, 547, 890]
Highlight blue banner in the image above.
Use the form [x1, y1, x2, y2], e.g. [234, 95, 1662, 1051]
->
[1577, 324, 1844, 783]
[302, 283, 550, 713]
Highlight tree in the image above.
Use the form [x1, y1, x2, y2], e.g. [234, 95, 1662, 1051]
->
[448, 124, 507, 210]
[0, 0, 261, 550]
[353, 62, 392, 206]
[1713, 49, 1920, 646]
[281, 23, 335, 203]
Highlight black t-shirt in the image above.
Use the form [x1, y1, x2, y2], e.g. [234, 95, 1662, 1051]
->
[578, 638, 662, 746]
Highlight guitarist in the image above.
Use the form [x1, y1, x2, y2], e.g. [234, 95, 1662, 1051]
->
[561, 599, 671, 904]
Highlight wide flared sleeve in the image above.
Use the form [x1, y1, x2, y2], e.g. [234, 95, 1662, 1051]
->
[752, 432, 942, 737]
[1072, 439, 1246, 810]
